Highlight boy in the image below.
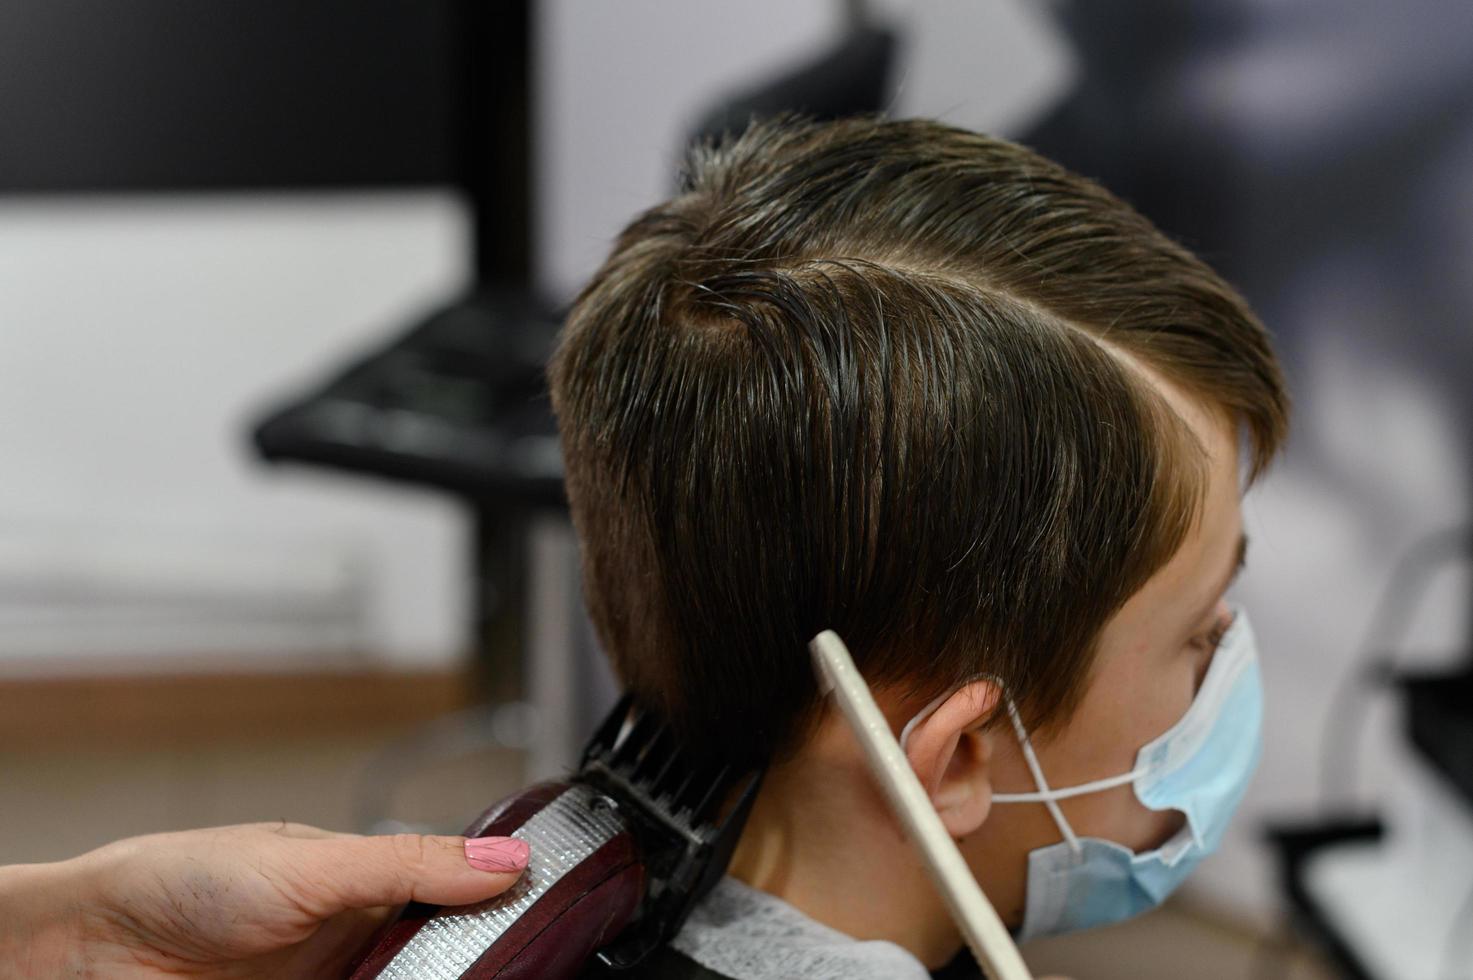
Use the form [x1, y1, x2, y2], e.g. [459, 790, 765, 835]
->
[549, 115, 1288, 979]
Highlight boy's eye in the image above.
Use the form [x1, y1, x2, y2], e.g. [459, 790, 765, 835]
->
[1192, 608, 1235, 651]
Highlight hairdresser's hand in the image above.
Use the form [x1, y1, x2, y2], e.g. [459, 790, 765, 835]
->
[2, 821, 529, 979]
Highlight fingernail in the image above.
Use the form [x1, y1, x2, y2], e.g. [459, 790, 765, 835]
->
[464, 836, 530, 873]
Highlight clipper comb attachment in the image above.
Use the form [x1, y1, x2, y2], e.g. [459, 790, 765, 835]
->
[581, 694, 764, 970]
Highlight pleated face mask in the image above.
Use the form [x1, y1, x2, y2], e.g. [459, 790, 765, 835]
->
[900, 608, 1264, 941]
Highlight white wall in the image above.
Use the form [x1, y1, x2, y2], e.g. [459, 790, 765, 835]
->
[0, 192, 473, 669]
[536, 0, 842, 299]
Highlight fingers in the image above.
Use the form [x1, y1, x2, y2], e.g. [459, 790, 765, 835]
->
[284, 833, 530, 914]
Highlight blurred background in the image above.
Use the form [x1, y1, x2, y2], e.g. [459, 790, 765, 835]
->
[1, 2, 1470, 978]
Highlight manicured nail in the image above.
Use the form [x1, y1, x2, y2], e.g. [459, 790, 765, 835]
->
[464, 836, 530, 873]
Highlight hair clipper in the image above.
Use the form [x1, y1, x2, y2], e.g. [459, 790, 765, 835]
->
[347, 695, 763, 979]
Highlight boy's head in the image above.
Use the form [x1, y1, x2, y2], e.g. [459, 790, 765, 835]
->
[548, 115, 1287, 774]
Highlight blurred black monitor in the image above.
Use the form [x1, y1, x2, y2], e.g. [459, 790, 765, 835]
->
[0, 0, 530, 283]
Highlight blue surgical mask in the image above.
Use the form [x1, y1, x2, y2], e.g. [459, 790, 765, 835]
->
[901, 607, 1263, 941]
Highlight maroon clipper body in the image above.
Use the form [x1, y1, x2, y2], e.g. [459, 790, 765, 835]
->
[348, 697, 763, 980]
[348, 780, 646, 979]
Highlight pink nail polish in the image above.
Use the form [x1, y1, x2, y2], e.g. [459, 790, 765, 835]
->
[464, 836, 530, 873]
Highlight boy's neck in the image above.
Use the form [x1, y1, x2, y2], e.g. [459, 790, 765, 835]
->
[725, 750, 965, 970]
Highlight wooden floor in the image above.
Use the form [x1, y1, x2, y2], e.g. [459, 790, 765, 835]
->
[0, 667, 525, 865]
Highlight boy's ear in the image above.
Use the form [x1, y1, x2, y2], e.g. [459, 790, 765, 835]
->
[902, 679, 1002, 838]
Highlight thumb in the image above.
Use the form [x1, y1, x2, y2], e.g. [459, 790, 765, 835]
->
[287, 833, 530, 914]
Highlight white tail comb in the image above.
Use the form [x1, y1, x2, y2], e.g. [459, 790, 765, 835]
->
[809, 629, 1034, 980]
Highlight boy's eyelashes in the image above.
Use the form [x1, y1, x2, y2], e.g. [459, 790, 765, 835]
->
[1188, 605, 1235, 652]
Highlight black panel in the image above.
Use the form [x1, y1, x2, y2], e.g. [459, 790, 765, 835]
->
[1399, 668, 1473, 809]
[0, 0, 457, 191]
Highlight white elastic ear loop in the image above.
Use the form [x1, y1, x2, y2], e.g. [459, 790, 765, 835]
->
[898, 677, 1084, 856]
[991, 769, 1145, 803]
[899, 672, 1008, 752]
[898, 688, 952, 752]
[995, 698, 1083, 856]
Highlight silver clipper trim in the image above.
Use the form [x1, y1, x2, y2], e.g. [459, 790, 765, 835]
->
[376, 783, 624, 980]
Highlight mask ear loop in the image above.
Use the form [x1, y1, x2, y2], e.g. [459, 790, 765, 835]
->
[997, 698, 1083, 857]
[991, 770, 1145, 803]
[899, 675, 1085, 858]
[898, 688, 952, 751]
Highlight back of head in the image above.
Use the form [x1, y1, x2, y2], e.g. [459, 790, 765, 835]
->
[548, 115, 1288, 771]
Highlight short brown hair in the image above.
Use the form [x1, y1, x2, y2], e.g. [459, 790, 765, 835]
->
[548, 116, 1288, 769]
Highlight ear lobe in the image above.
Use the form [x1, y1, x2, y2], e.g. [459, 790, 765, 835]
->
[902, 680, 1002, 838]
